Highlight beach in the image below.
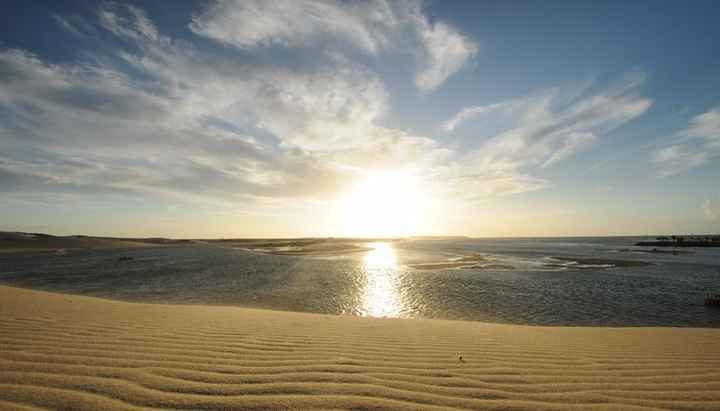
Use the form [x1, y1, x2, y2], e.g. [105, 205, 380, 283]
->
[3, 0, 720, 409]
[2, 285, 719, 410]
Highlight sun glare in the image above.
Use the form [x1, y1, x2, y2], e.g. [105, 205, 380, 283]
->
[364, 241, 397, 269]
[339, 170, 427, 237]
[361, 242, 402, 317]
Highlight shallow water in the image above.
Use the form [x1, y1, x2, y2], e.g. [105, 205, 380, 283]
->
[1, 237, 719, 326]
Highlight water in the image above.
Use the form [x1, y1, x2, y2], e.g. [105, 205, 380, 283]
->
[1, 237, 719, 327]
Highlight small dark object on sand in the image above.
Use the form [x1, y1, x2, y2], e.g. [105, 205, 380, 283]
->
[458, 355, 464, 362]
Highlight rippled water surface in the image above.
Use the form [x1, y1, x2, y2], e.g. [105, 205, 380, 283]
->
[1, 237, 719, 326]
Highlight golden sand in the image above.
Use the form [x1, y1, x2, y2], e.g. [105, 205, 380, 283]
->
[1, 285, 719, 410]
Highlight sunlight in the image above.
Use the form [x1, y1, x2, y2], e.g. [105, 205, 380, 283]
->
[361, 242, 402, 317]
[339, 170, 427, 238]
[364, 241, 397, 269]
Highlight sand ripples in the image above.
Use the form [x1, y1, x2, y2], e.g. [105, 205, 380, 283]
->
[1, 286, 719, 410]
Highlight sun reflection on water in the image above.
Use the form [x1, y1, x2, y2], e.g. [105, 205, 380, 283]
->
[361, 242, 402, 317]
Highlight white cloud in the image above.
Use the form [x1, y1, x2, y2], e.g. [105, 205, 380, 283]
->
[0, 4, 448, 212]
[190, 0, 476, 92]
[0, 3, 655, 215]
[52, 13, 83, 36]
[442, 92, 552, 132]
[414, 18, 477, 92]
[190, 0, 397, 54]
[98, 3, 159, 42]
[443, 100, 517, 132]
[541, 131, 597, 168]
[702, 199, 720, 220]
[685, 108, 720, 142]
[651, 145, 707, 177]
[437, 166, 549, 199]
[651, 107, 720, 176]
[704, 198, 720, 220]
[440, 77, 651, 197]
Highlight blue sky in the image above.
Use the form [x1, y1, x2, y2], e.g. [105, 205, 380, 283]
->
[1, 0, 719, 237]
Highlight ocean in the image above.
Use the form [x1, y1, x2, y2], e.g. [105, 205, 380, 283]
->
[1, 237, 719, 327]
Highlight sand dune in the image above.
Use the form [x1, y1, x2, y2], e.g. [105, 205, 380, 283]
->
[1, 286, 719, 410]
[0, 232, 167, 252]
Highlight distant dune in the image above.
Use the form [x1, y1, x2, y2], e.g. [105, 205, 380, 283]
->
[0, 231, 193, 252]
[1, 285, 719, 410]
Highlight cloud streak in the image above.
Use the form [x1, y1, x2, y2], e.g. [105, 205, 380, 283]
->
[442, 76, 652, 197]
[703, 198, 720, 220]
[190, 0, 397, 54]
[413, 14, 477, 92]
[652, 108, 720, 176]
[190, 0, 476, 92]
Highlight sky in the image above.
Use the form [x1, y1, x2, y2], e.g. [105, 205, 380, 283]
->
[1, 0, 719, 238]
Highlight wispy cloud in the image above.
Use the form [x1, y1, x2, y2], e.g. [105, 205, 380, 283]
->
[442, 99, 522, 132]
[413, 15, 477, 92]
[190, 0, 476, 92]
[0, 3, 449, 212]
[98, 3, 159, 41]
[190, 0, 397, 54]
[441, 76, 651, 197]
[652, 107, 720, 176]
[703, 199, 719, 220]
[651, 146, 708, 177]
[51, 13, 83, 36]
[0, 2, 656, 214]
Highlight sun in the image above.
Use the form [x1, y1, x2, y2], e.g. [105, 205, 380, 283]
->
[338, 170, 427, 237]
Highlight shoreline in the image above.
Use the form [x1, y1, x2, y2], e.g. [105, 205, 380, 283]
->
[2, 285, 720, 410]
[3, 285, 716, 329]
